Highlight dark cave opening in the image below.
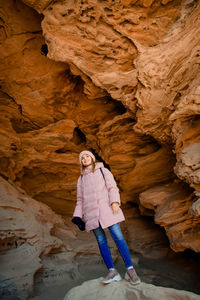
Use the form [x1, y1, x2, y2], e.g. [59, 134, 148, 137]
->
[71, 127, 87, 145]
[106, 96, 127, 116]
[41, 44, 48, 56]
[55, 127, 87, 153]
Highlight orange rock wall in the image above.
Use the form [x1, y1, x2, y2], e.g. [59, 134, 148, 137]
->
[0, 0, 200, 254]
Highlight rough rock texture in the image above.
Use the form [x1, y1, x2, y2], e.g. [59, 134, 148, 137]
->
[1, 0, 200, 298]
[0, 175, 181, 299]
[0, 179, 199, 298]
[124, 207, 171, 259]
[40, 0, 200, 204]
[0, 0, 177, 212]
[189, 198, 200, 216]
[64, 278, 200, 300]
[96, 113, 176, 202]
[0, 0, 127, 214]
[0, 176, 76, 298]
[139, 181, 200, 252]
[41, 0, 182, 103]
[0, 0, 199, 274]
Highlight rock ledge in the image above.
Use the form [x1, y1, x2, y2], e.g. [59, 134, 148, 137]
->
[64, 278, 200, 300]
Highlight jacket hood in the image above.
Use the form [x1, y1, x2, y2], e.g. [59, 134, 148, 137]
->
[95, 162, 104, 170]
[82, 162, 104, 174]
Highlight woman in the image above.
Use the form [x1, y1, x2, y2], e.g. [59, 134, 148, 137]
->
[72, 150, 140, 285]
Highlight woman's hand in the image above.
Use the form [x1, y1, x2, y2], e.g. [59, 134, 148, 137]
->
[111, 202, 120, 214]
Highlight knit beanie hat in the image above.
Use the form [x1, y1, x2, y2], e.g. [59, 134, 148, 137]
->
[79, 150, 96, 164]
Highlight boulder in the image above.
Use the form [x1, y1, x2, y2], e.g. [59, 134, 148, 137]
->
[63, 278, 200, 300]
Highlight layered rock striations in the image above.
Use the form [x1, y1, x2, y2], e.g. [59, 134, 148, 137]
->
[139, 181, 200, 252]
[0, 0, 199, 286]
[0, 0, 178, 213]
[40, 0, 200, 203]
[0, 176, 76, 297]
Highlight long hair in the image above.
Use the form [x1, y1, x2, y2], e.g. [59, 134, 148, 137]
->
[81, 158, 95, 175]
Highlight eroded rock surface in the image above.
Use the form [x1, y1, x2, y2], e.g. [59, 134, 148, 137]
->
[139, 182, 200, 252]
[40, 0, 200, 205]
[1, 0, 200, 298]
[20, 0, 200, 227]
[63, 278, 200, 300]
[0, 0, 199, 290]
[0, 176, 76, 298]
[0, 0, 177, 214]
[0, 177, 200, 299]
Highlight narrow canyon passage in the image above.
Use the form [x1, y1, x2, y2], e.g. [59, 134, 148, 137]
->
[0, 0, 200, 299]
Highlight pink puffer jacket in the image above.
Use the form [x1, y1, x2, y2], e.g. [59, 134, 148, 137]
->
[73, 162, 125, 231]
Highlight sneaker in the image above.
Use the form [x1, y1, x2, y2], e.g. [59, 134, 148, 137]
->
[102, 269, 121, 285]
[125, 268, 141, 285]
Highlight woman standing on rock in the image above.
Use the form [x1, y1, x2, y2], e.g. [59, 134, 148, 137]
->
[72, 150, 141, 285]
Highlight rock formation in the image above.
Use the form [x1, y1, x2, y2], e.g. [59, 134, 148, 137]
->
[0, 176, 76, 298]
[139, 181, 200, 252]
[0, 0, 200, 297]
[63, 278, 200, 300]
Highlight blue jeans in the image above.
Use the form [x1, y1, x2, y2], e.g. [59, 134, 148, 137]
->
[93, 223, 133, 270]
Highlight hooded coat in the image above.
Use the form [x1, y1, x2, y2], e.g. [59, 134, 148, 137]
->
[73, 162, 125, 231]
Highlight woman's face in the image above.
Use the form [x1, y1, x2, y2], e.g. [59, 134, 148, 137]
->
[81, 154, 92, 167]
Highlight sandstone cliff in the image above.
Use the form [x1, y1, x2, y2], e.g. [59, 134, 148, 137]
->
[0, 0, 200, 298]
[1, 0, 199, 251]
